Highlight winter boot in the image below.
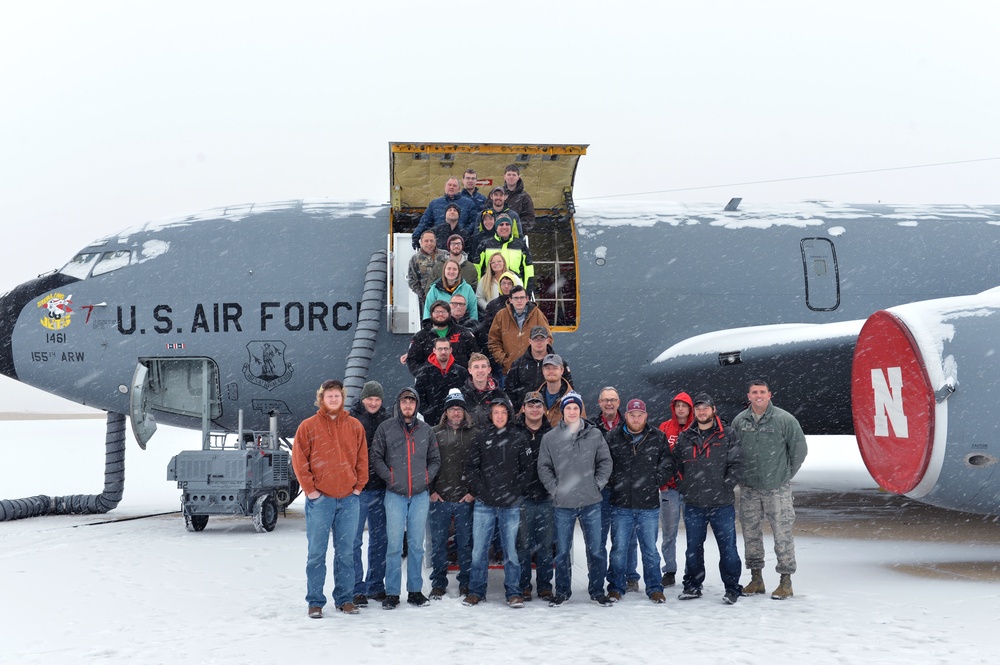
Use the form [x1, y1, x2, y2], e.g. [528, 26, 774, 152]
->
[743, 569, 766, 596]
[771, 574, 793, 600]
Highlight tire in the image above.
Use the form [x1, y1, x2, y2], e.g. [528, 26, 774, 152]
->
[185, 514, 208, 532]
[253, 494, 278, 533]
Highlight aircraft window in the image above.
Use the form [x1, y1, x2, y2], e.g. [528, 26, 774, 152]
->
[59, 253, 101, 279]
[530, 219, 578, 328]
[92, 250, 133, 277]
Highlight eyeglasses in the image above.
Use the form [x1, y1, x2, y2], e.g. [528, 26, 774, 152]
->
[510, 295, 527, 301]
[599, 398, 620, 403]
[450, 302, 467, 308]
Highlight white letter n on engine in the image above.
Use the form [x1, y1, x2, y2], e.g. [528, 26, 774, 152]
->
[871, 367, 908, 438]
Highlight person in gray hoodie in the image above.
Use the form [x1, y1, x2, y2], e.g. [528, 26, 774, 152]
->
[370, 387, 441, 610]
[537, 391, 614, 607]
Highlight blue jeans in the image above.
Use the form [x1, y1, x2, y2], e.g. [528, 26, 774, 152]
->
[517, 498, 554, 594]
[469, 501, 522, 600]
[601, 487, 638, 584]
[554, 502, 606, 599]
[305, 493, 360, 608]
[384, 490, 430, 596]
[682, 503, 742, 594]
[352, 489, 387, 597]
[428, 499, 474, 591]
[609, 507, 662, 596]
[659, 488, 683, 574]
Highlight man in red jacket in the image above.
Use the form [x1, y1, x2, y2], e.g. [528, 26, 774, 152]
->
[293, 379, 368, 618]
[658, 392, 693, 588]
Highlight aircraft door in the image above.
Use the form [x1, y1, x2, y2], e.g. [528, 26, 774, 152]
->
[801, 238, 841, 311]
[129, 363, 157, 449]
[129, 357, 222, 448]
[390, 233, 421, 333]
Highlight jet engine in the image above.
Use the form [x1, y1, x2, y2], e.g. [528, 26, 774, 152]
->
[851, 290, 1000, 515]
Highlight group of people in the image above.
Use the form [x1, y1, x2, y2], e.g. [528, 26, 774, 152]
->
[406, 164, 537, 322]
[292, 368, 808, 617]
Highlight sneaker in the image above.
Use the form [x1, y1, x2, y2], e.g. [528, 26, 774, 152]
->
[662, 572, 676, 587]
[407, 591, 430, 607]
[308, 606, 323, 619]
[508, 595, 525, 608]
[607, 590, 622, 603]
[381, 595, 400, 610]
[678, 588, 702, 600]
[462, 594, 482, 607]
[429, 587, 446, 601]
[724, 590, 740, 605]
[352, 594, 368, 607]
[537, 589, 554, 600]
[336, 602, 359, 615]
[369, 591, 387, 603]
[650, 591, 667, 604]
[591, 594, 614, 607]
[626, 580, 640, 593]
[548, 594, 568, 607]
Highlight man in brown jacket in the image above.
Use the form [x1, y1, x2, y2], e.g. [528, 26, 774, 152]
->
[488, 285, 549, 376]
[293, 379, 368, 618]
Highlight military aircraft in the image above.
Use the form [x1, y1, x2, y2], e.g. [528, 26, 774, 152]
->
[2, 142, 1000, 520]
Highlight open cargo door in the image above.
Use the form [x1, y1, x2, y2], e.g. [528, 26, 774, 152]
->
[388, 143, 588, 331]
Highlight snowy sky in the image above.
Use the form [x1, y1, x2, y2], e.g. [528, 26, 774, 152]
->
[2, 1, 999, 410]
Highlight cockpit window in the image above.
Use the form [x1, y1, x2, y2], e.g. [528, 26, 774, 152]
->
[59, 252, 101, 279]
[92, 250, 133, 277]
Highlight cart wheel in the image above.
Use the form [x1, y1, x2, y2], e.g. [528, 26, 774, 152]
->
[253, 494, 278, 533]
[185, 514, 209, 532]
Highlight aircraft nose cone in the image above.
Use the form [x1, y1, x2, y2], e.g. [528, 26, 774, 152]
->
[0, 272, 81, 381]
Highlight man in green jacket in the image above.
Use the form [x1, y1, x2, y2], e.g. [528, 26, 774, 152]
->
[731, 380, 808, 600]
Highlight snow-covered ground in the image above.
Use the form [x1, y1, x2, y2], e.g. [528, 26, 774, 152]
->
[2, 419, 999, 664]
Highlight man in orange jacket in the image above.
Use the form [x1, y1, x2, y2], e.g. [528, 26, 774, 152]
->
[293, 379, 368, 619]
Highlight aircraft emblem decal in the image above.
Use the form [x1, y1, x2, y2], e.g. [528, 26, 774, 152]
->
[871, 367, 909, 438]
[242, 341, 293, 390]
[37, 292, 74, 330]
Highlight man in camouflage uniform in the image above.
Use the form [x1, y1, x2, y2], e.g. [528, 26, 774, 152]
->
[407, 230, 447, 315]
[731, 379, 808, 600]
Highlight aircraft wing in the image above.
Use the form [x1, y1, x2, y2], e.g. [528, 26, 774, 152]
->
[642, 320, 864, 431]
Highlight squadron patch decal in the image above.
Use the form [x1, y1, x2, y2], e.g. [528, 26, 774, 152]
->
[38, 293, 74, 330]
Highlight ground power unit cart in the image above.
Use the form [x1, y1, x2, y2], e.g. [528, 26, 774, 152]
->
[167, 412, 299, 532]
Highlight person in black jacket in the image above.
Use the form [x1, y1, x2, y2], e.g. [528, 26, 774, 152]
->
[428, 389, 476, 600]
[605, 399, 673, 604]
[349, 381, 391, 606]
[415, 338, 470, 426]
[504, 326, 573, 410]
[461, 352, 506, 429]
[673, 393, 744, 605]
[403, 301, 479, 377]
[463, 395, 529, 608]
[514, 391, 555, 600]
